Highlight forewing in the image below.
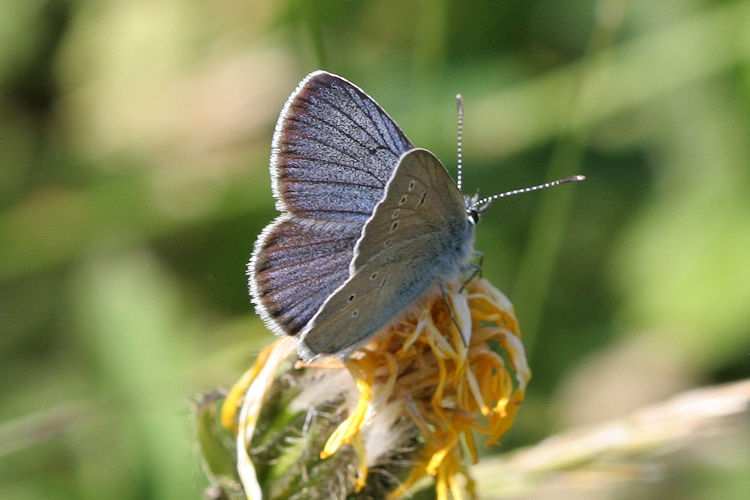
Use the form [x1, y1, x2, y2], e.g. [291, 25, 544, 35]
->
[250, 216, 361, 337]
[299, 149, 471, 360]
[271, 71, 414, 222]
[352, 149, 468, 268]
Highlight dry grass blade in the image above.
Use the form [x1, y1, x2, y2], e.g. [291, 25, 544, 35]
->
[474, 379, 750, 497]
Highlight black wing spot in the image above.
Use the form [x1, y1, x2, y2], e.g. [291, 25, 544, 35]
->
[370, 272, 378, 280]
[416, 190, 428, 207]
[347, 294, 356, 302]
[408, 180, 416, 191]
[351, 310, 359, 317]
[390, 221, 399, 232]
[399, 194, 408, 205]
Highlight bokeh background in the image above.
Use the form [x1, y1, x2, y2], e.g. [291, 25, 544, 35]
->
[2, 0, 750, 498]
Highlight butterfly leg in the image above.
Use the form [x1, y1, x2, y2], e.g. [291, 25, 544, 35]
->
[440, 283, 465, 344]
[460, 251, 484, 292]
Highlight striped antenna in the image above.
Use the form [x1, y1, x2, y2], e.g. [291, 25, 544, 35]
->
[455, 94, 464, 191]
[472, 175, 586, 212]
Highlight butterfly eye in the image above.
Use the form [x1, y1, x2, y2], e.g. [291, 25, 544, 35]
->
[468, 209, 480, 225]
[347, 294, 356, 302]
[408, 180, 416, 191]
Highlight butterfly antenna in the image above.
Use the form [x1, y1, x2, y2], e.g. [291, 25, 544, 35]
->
[472, 175, 586, 212]
[455, 94, 464, 191]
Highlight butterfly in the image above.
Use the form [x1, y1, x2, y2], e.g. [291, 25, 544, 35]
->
[249, 71, 582, 361]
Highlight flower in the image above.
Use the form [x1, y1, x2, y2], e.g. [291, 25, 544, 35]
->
[214, 277, 529, 500]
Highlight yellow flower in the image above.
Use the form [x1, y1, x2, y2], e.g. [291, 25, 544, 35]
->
[222, 277, 529, 500]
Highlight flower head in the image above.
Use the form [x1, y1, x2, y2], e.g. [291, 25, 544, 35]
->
[213, 277, 529, 499]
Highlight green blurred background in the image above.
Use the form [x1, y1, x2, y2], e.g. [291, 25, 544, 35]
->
[2, 0, 749, 498]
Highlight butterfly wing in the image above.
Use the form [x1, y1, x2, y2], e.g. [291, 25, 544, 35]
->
[251, 216, 361, 336]
[298, 149, 473, 360]
[251, 71, 414, 338]
[351, 149, 470, 269]
[271, 70, 414, 222]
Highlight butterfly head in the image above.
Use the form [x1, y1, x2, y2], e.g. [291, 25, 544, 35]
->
[463, 192, 485, 225]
